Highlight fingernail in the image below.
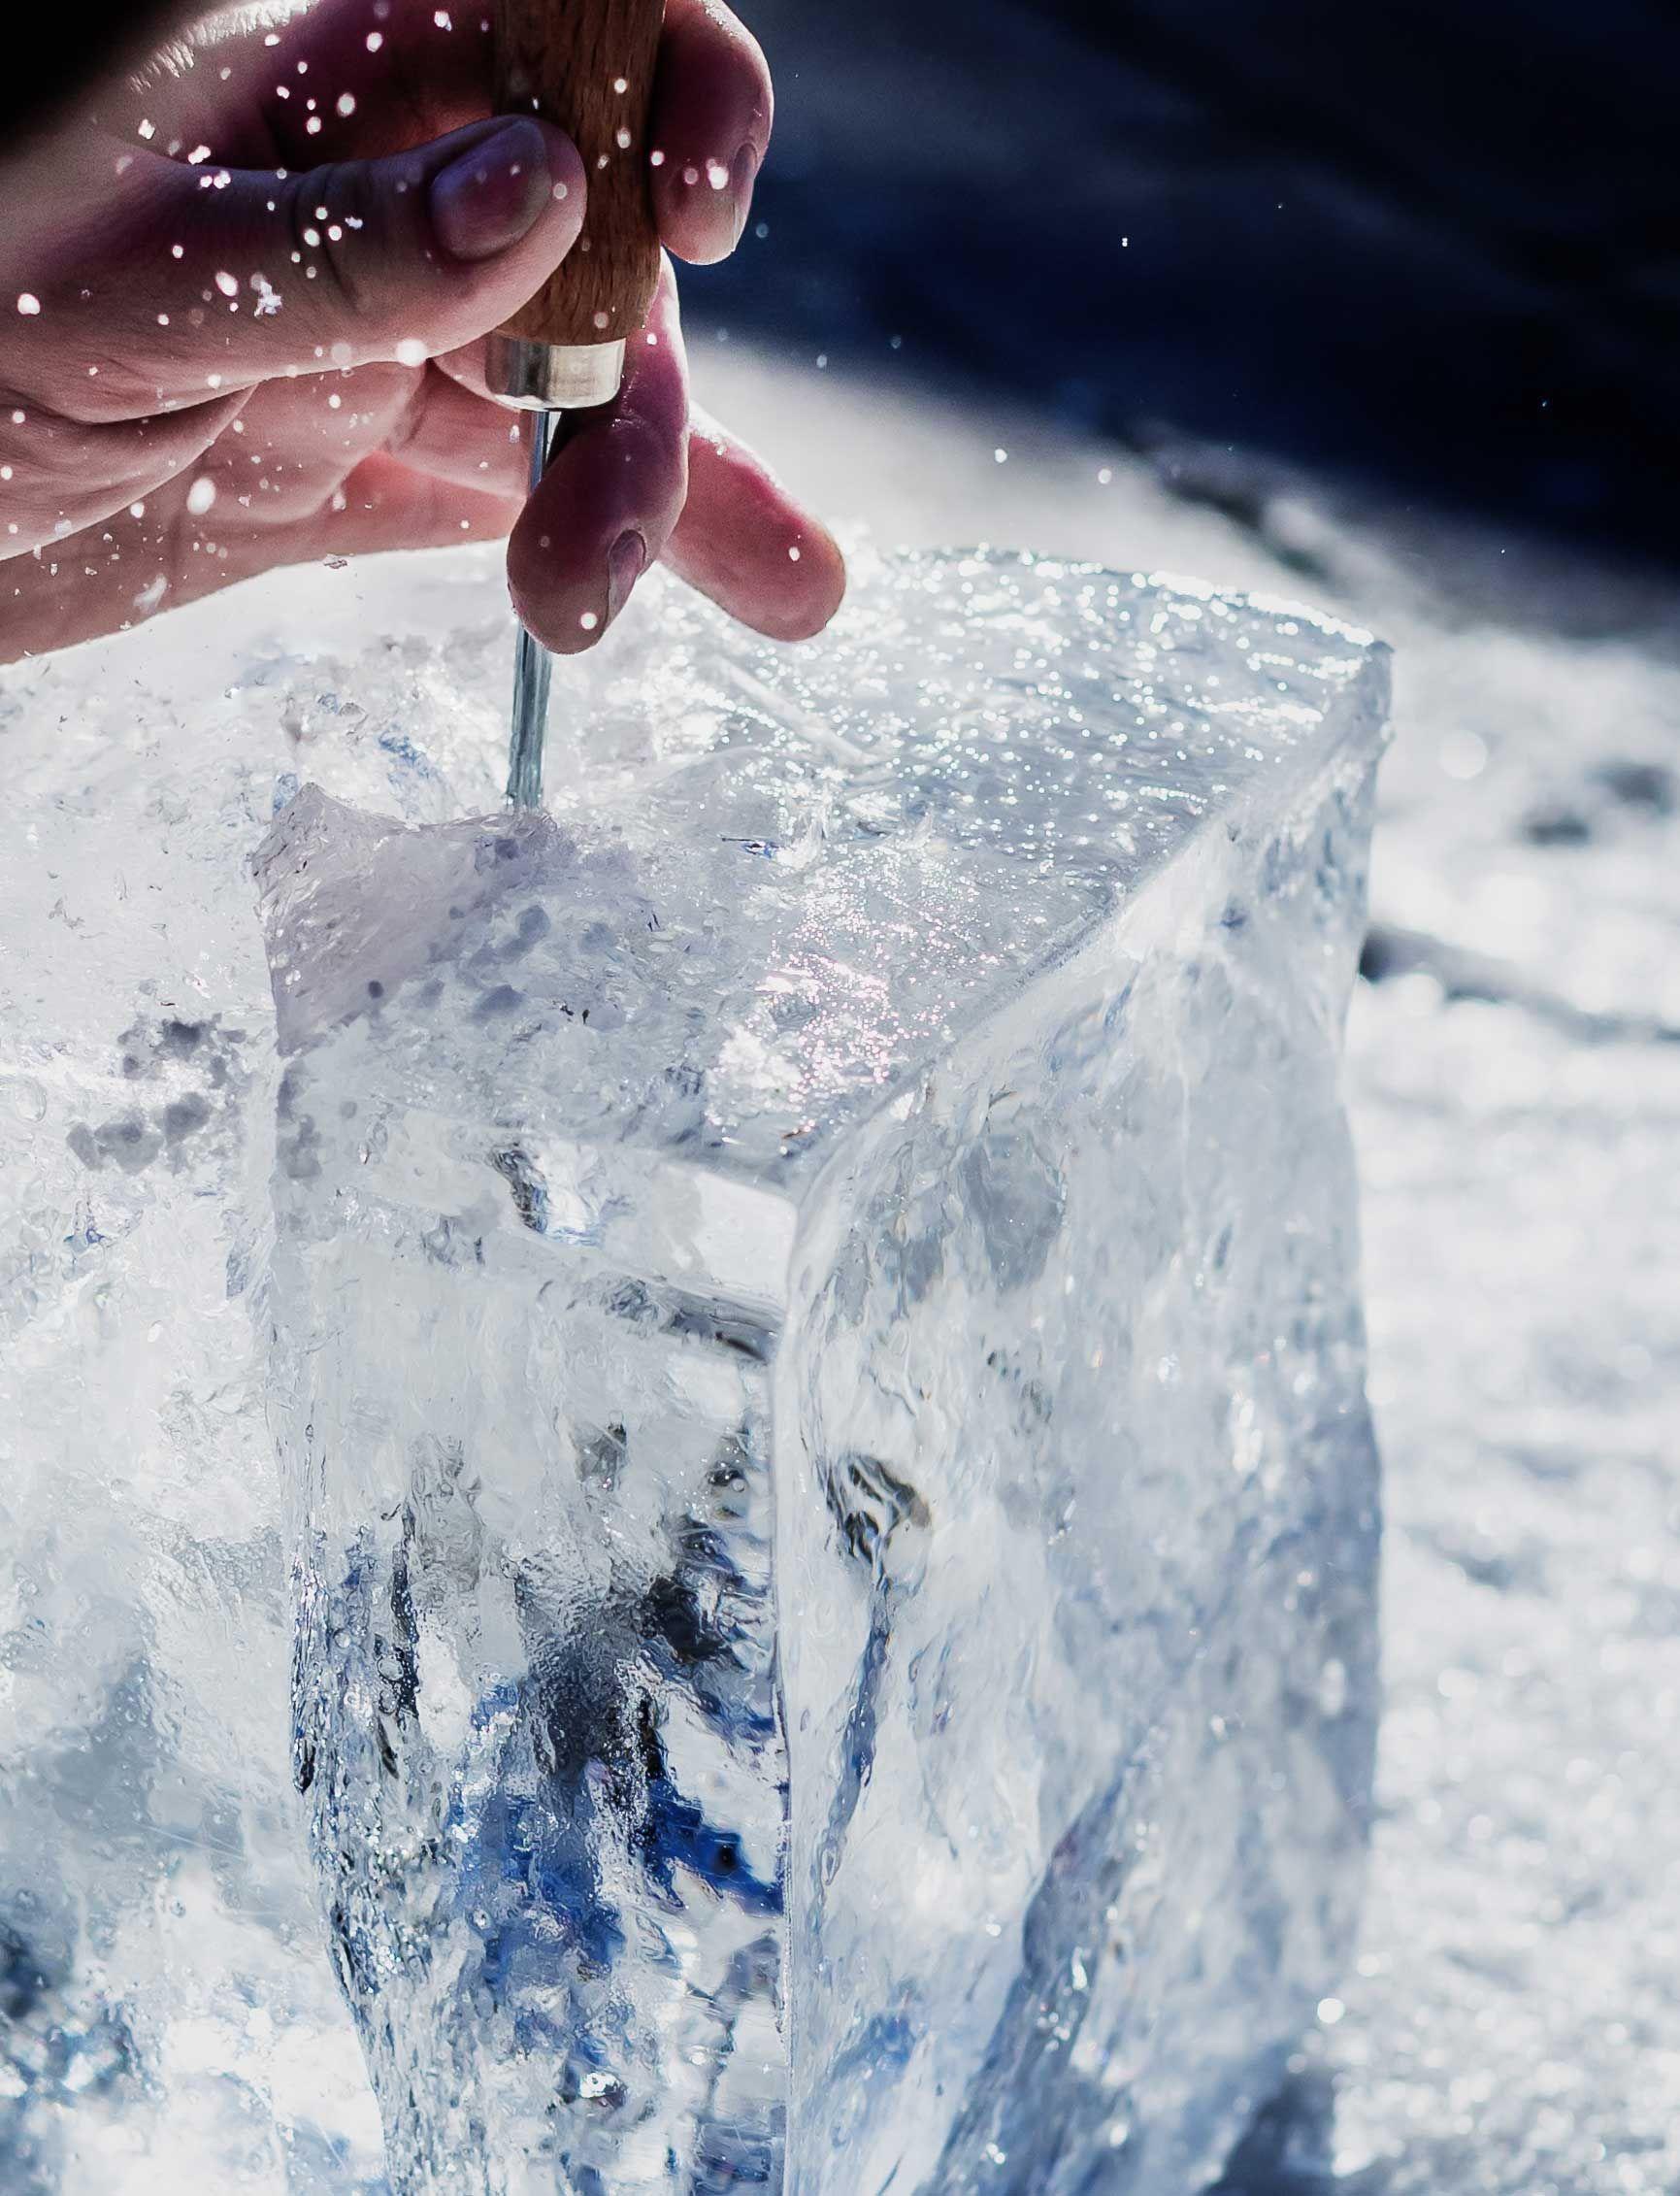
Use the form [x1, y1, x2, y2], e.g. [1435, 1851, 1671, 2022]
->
[729, 142, 762, 246]
[431, 119, 551, 262]
[607, 530, 646, 625]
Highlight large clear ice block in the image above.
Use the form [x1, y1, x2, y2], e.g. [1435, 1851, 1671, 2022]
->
[258, 550, 1390, 2196]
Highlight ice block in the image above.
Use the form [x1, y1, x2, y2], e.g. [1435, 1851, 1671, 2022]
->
[258, 549, 1390, 2196]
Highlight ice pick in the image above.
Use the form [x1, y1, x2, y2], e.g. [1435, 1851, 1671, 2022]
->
[487, 0, 667, 810]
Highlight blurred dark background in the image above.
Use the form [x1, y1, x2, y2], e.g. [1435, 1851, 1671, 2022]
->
[692, 0, 1680, 566]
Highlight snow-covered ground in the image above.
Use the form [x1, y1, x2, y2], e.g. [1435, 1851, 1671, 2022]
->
[4, 344, 1676, 2193]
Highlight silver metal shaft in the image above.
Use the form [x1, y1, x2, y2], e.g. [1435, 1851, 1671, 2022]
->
[495, 336, 629, 814]
[507, 413, 559, 811]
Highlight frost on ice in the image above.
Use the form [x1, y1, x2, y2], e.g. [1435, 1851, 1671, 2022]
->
[256, 550, 1391, 2195]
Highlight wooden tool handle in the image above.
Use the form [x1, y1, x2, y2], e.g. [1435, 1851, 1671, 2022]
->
[493, 0, 666, 349]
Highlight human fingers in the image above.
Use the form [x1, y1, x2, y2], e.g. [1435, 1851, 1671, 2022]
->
[227, 359, 531, 506]
[257, 0, 772, 260]
[275, 449, 522, 559]
[8, 118, 584, 418]
[388, 370, 844, 638]
[0, 455, 521, 664]
[648, 0, 773, 265]
[130, 0, 498, 163]
[504, 260, 690, 653]
[166, 0, 769, 263]
[0, 391, 249, 559]
[666, 406, 846, 640]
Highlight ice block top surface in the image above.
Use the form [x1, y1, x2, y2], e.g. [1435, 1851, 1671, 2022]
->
[261, 550, 1387, 1182]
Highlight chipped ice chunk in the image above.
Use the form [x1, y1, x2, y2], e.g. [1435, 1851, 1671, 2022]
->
[258, 550, 1390, 2196]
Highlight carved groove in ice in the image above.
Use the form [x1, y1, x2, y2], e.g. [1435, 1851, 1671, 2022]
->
[259, 551, 1390, 2196]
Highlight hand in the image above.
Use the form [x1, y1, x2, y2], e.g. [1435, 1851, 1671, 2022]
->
[0, 0, 845, 663]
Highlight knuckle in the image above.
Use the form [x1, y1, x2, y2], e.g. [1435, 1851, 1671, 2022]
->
[285, 163, 387, 322]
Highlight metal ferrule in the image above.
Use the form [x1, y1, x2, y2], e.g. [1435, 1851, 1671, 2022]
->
[486, 334, 628, 413]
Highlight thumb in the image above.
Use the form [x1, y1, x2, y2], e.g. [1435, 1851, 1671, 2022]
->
[18, 119, 585, 413]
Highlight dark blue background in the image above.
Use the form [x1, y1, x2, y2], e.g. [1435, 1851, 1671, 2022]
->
[690, 0, 1680, 564]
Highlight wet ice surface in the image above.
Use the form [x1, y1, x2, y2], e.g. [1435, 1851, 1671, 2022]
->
[1, 349, 1677, 2195]
[256, 551, 1383, 2195]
